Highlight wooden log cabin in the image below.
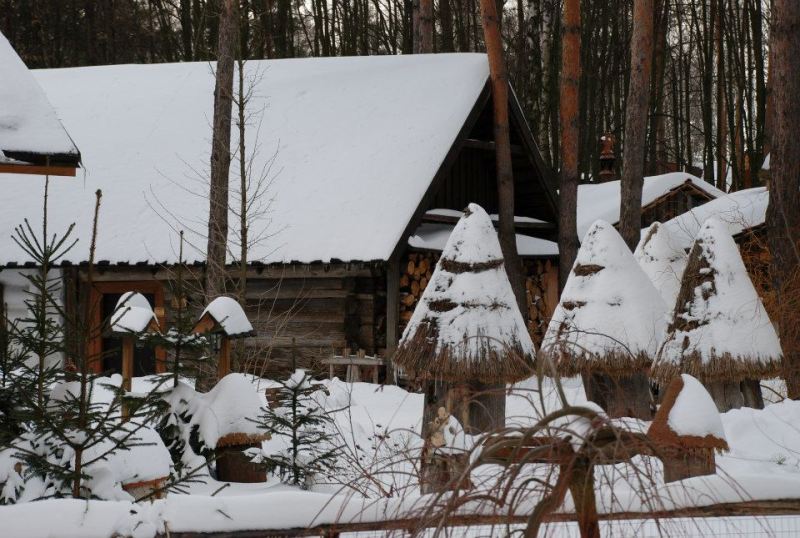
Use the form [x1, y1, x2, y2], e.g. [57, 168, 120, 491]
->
[0, 54, 559, 380]
[576, 172, 725, 240]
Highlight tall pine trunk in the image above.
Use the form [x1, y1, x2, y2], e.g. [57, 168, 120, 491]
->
[206, 0, 238, 302]
[557, 0, 580, 290]
[618, 0, 654, 251]
[479, 0, 525, 313]
[767, 0, 800, 398]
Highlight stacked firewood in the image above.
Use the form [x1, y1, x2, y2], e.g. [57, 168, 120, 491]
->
[399, 252, 437, 331]
[524, 259, 558, 348]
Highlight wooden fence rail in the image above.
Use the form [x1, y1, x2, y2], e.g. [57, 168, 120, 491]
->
[163, 499, 800, 537]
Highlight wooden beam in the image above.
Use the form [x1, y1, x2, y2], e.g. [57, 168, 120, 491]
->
[162, 499, 800, 537]
[218, 336, 231, 380]
[463, 138, 525, 155]
[385, 255, 400, 384]
[0, 163, 77, 177]
[421, 211, 556, 231]
[121, 337, 134, 420]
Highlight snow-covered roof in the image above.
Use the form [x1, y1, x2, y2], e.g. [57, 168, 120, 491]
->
[634, 222, 687, 308]
[199, 296, 254, 337]
[653, 218, 782, 382]
[660, 187, 768, 251]
[0, 32, 79, 165]
[577, 173, 724, 238]
[409, 222, 558, 257]
[395, 203, 535, 382]
[542, 220, 667, 374]
[0, 54, 492, 265]
[110, 292, 158, 334]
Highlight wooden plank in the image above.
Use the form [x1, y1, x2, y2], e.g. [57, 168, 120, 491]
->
[162, 500, 800, 537]
[0, 163, 77, 177]
[322, 357, 384, 366]
[463, 138, 525, 155]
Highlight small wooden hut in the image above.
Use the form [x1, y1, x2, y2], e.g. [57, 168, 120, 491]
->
[393, 203, 535, 491]
[648, 374, 728, 483]
[652, 218, 782, 411]
[542, 220, 667, 419]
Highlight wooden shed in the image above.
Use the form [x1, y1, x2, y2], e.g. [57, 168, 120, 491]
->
[0, 54, 558, 379]
[0, 31, 80, 176]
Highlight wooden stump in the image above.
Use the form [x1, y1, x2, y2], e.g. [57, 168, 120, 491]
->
[662, 447, 716, 483]
[420, 452, 472, 494]
[465, 382, 506, 435]
[583, 371, 652, 420]
[706, 380, 744, 412]
[741, 379, 765, 409]
[216, 440, 267, 483]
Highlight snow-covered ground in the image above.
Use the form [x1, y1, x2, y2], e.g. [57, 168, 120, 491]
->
[2, 374, 799, 537]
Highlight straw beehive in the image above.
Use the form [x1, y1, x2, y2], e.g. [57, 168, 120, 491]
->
[393, 203, 535, 384]
[652, 218, 782, 410]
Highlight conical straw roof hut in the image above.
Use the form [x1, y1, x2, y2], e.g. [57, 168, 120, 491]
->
[634, 222, 688, 308]
[542, 220, 667, 377]
[393, 203, 535, 384]
[652, 217, 782, 385]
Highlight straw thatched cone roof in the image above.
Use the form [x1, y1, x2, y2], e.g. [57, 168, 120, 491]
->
[541, 220, 668, 376]
[394, 203, 535, 383]
[648, 374, 728, 451]
[635, 222, 688, 308]
[652, 218, 782, 384]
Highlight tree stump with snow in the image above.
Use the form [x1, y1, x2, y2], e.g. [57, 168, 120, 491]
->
[200, 374, 270, 483]
[420, 407, 472, 493]
[215, 433, 270, 483]
[543, 220, 667, 420]
[647, 374, 728, 483]
[652, 218, 782, 412]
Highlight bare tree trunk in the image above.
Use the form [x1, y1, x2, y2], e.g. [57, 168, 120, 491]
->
[479, 0, 526, 313]
[206, 0, 239, 302]
[767, 0, 800, 398]
[558, 0, 580, 290]
[618, 0, 654, 251]
[180, 0, 193, 60]
[414, 0, 433, 52]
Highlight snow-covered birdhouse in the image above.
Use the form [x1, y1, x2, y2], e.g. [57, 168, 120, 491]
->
[647, 374, 728, 483]
[109, 292, 160, 418]
[193, 296, 255, 380]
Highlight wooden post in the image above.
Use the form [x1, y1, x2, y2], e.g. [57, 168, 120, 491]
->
[567, 458, 600, 538]
[385, 256, 400, 384]
[121, 337, 134, 420]
[218, 336, 231, 380]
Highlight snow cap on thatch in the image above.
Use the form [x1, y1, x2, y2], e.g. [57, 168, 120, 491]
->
[635, 222, 688, 308]
[652, 218, 782, 383]
[541, 220, 667, 376]
[110, 292, 158, 334]
[648, 374, 728, 451]
[393, 203, 535, 383]
[196, 296, 255, 338]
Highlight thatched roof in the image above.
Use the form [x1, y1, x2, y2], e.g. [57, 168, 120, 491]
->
[393, 203, 535, 383]
[648, 374, 728, 451]
[634, 222, 688, 308]
[541, 220, 667, 377]
[652, 218, 782, 383]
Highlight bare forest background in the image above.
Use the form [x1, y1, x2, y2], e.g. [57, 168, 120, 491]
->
[1, 0, 771, 191]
